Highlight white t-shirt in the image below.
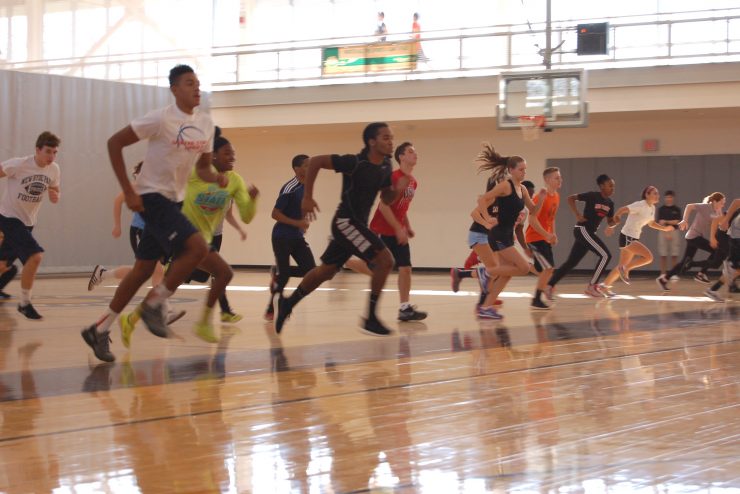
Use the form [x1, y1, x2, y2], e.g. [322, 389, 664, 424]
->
[0, 156, 61, 226]
[621, 200, 654, 239]
[132, 104, 214, 202]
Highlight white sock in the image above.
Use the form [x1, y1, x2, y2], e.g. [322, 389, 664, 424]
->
[162, 297, 171, 315]
[145, 284, 173, 308]
[21, 289, 31, 305]
[95, 308, 119, 333]
[400, 302, 411, 310]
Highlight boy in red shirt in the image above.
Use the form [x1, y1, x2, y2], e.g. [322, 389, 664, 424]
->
[346, 142, 427, 321]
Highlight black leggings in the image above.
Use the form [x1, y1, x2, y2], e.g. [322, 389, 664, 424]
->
[695, 232, 729, 274]
[666, 236, 714, 279]
[548, 226, 612, 287]
[272, 236, 316, 293]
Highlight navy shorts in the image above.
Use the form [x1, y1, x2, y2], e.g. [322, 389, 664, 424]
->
[321, 216, 387, 267]
[619, 233, 639, 248]
[380, 234, 412, 268]
[488, 228, 515, 252]
[136, 193, 199, 261]
[528, 240, 554, 272]
[0, 215, 44, 264]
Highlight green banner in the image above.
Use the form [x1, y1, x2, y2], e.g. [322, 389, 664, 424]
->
[322, 42, 419, 75]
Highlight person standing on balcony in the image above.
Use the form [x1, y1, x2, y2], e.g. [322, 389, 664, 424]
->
[375, 12, 388, 42]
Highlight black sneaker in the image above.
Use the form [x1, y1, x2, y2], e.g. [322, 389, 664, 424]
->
[450, 268, 461, 293]
[530, 298, 551, 310]
[0, 291, 10, 300]
[18, 303, 42, 320]
[694, 272, 710, 285]
[361, 317, 393, 336]
[730, 283, 740, 294]
[274, 296, 293, 334]
[139, 303, 169, 338]
[398, 305, 428, 321]
[81, 325, 115, 362]
[656, 274, 670, 291]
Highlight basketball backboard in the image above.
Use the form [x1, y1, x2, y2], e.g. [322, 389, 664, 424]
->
[497, 69, 588, 129]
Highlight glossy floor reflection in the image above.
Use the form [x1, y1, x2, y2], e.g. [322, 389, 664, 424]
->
[0, 271, 738, 493]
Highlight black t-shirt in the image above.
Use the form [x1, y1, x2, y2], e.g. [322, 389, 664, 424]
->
[332, 152, 392, 224]
[272, 177, 304, 240]
[657, 204, 681, 223]
[576, 191, 614, 232]
[470, 176, 498, 234]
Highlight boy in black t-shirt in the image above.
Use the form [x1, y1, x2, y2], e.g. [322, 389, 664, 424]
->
[275, 123, 409, 336]
[547, 174, 618, 298]
[657, 190, 682, 276]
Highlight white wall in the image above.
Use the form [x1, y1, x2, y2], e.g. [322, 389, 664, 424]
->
[0, 69, 172, 272]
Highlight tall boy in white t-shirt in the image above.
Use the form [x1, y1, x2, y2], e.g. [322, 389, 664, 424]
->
[81, 65, 228, 363]
[0, 131, 62, 320]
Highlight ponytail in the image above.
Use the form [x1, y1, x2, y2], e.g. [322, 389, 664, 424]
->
[213, 126, 230, 153]
[476, 143, 523, 183]
[703, 192, 724, 204]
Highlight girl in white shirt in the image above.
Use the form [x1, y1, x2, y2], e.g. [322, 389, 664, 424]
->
[602, 186, 673, 293]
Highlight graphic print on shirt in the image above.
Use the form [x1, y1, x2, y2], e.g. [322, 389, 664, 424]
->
[18, 174, 52, 203]
[194, 185, 230, 215]
[174, 124, 209, 153]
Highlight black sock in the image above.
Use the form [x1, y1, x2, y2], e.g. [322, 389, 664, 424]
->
[710, 280, 723, 291]
[458, 270, 473, 279]
[287, 286, 307, 307]
[535, 289, 543, 301]
[478, 291, 486, 306]
[218, 293, 231, 314]
[368, 293, 379, 320]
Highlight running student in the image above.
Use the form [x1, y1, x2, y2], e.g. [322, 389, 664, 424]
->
[471, 145, 549, 320]
[346, 141, 427, 322]
[705, 198, 739, 301]
[546, 174, 618, 298]
[81, 64, 224, 363]
[275, 122, 409, 336]
[657, 190, 682, 277]
[0, 131, 62, 320]
[525, 167, 562, 309]
[601, 186, 674, 295]
[264, 155, 317, 320]
[656, 192, 725, 291]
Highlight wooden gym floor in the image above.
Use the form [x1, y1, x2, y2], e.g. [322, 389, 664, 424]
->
[0, 270, 737, 493]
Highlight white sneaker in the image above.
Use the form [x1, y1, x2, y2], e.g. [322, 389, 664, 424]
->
[704, 289, 724, 303]
[585, 284, 603, 298]
[598, 284, 617, 298]
[88, 265, 106, 291]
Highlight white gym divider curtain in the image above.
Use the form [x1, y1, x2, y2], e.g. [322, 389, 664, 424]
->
[0, 69, 173, 272]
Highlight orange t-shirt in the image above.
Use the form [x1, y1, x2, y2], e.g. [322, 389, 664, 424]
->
[525, 190, 559, 243]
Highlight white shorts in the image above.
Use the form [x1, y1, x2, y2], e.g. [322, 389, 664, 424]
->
[657, 229, 680, 257]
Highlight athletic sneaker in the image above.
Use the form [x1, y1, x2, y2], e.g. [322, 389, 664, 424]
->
[139, 303, 169, 338]
[476, 265, 490, 293]
[360, 317, 393, 336]
[694, 272, 710, 284]
[264, 304, 275, 321]
[0, 291, 10, 300]
[598, 284, 617, 298]
[221, 311, 243, 323]
[166, 309, 187, 325]
[584, 284, 603, 298]
[17, 303, 42, 320]
[670, 275, 680, 282]
[730, 283, 740, 294]
[450, 268, 461, 293]
[119, 312, 136, 349]
[275, 296, 293, 334]
[544, 285, 555, 302]
[88, 265, 106, 291]
[398, 305, 428, 321]
[530, 298, 550, 310]
[656, 274, 670, 291]
[81, 325, 115, 363]
[195, 321, 219, 343]
[704, 288, 724, 303]
[477, 306, 503, 320]
[618, 266, 630, 285]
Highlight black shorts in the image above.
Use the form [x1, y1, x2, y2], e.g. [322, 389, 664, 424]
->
[528, 240, 554, 272]
[129, 226, 144, 255]
[731, 238, 740, 270]
[619, 233, 639, 248]
[380, 235, 411, 267]
[321, 216, 387, 267]
[0, 215, 44, 264]
[488, 228, 515, 252]
[136, 193, 199, 262]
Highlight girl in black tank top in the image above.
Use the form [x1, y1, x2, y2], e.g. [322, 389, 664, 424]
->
[470, 144, 551, 320]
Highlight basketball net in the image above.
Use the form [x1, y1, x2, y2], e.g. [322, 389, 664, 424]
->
[518, 115, 546, 141]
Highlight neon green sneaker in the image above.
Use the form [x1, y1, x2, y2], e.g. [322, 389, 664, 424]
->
[119, 312, 137, 349]
[195, 321, 219, 343]
[220, 311, 243, 324]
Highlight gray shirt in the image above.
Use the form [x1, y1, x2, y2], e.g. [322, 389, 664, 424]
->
[730, 211, 740, 239]
[686, 203, 718, 240]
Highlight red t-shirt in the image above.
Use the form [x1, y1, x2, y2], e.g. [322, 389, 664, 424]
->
[370, 169, 417, 236]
